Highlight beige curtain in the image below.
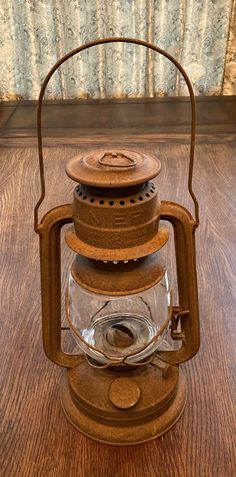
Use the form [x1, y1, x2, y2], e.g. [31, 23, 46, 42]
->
[223, 0, 236, 94]
[0, 0, 235, 100]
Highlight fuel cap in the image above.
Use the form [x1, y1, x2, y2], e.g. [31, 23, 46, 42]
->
[108, 377, 141, 409]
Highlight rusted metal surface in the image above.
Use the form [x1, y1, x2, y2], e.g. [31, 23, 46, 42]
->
[36, 38, 200, 444]
[38, 198, 199, 441]
[66, 149, 161, 187]
[34, 37, 199, 233]
[108, 377, 141, 409]
[38, 161, 199, 440]
[71, 253, 166, 295]
[157, 201, 200, 365]
[65, 225, 169, 261]
[65, 150, 170, 259]
[60, 359, 187, 445]
[69, 178, 162, 252]
[38, 204, 81, 368]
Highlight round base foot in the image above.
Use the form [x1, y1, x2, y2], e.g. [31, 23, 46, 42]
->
[60, 359, 187, 445]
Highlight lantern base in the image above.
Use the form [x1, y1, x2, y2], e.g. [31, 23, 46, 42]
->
[60, 357, 186, 445]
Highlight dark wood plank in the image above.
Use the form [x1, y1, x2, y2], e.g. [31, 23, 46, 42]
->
[0, 143, 235, 477]
[0, 105, 17, 128]
[0, 97, 235, 143]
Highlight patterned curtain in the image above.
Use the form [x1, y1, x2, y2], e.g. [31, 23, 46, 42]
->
[0, 0, 235, 100]
[223, 0, 236, 94]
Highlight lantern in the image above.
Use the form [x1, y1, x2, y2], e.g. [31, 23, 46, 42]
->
[35, 39, 200, 445]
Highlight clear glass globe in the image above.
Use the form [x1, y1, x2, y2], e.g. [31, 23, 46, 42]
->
[67, 272, 170, 364]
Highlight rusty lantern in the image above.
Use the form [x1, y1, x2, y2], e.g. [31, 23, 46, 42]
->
[35, 38, 200, 445]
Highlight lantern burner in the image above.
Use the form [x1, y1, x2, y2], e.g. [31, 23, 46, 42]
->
[106, 322, 136, 348]
[81, 313, 159, 364]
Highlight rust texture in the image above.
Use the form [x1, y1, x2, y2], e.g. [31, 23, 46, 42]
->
[65, 149, 161, 186]
[71, 253, 166, 296]
[65, 148, 168, 257]
[60, 358, 187, 445]
[35, 38, 200, 444]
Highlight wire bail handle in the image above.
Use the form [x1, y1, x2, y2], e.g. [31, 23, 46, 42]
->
[34, 37, 199, 233]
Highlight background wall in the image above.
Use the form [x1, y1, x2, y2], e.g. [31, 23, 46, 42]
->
[0, 0, 235, 100]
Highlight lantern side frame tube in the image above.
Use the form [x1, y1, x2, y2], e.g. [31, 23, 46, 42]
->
[157, 201, 200, 364]
[38, 204, 82, 368]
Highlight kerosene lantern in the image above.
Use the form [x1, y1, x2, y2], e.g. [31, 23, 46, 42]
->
[35, 38, 200, 445]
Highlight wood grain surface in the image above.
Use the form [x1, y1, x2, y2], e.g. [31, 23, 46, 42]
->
[0, 142, 235, 476]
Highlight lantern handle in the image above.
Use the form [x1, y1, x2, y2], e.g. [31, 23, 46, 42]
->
[34, 37, 199, 233]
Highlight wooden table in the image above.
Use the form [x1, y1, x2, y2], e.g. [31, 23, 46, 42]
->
[0, 99, 235, 476]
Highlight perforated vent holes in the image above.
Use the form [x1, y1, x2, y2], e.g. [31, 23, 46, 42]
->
[75, 182, 156, 206]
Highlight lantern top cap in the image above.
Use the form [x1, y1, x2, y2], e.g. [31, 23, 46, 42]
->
[66, 149, 161, 188]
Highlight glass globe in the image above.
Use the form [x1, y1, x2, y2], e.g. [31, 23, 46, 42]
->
[67, 271, 170, 365]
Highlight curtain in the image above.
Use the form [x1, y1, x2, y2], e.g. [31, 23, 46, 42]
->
[0, 0, 235, 100]
[223, 0, 236, 94]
